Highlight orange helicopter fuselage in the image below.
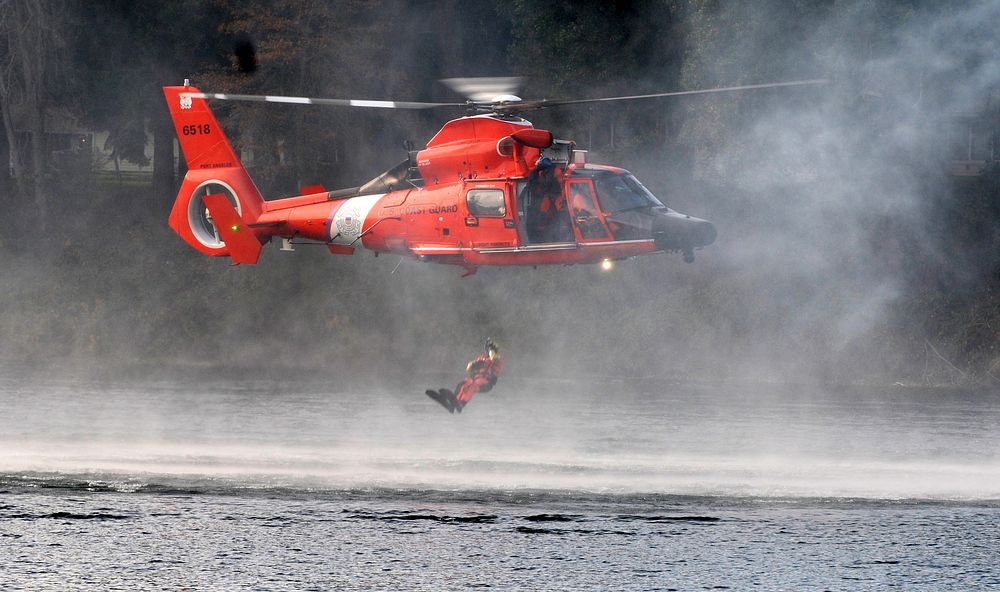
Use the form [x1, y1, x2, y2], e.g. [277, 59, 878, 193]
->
[164, 85, 714, 271]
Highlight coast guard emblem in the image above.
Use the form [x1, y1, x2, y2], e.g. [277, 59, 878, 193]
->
[336, 207, 363, 238]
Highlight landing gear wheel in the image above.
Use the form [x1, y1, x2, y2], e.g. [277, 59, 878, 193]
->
[683, 249, 695, 263]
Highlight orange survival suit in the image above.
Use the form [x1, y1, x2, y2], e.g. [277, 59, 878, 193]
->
[453, 339, 504, 412]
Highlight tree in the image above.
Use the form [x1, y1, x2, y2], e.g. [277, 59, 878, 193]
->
[197, 0, 441, 192]
[73, 0, 223, 200]
[0, 0, 69, 215]
[499, 0, 684, 165]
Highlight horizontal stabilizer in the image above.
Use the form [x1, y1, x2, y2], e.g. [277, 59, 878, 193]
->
[202, 193, 263, 264]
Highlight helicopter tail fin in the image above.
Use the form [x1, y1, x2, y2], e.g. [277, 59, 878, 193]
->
[162, 84, 268, 263]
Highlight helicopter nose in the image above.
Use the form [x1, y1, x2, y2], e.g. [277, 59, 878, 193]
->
[652, 211, 717, 253]
[690, 217, 717, 247]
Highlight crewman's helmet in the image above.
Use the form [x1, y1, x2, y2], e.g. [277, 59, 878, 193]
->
[485, 338, 498, 357]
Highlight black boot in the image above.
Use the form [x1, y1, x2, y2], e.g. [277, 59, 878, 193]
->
[426, 389, 456, 413]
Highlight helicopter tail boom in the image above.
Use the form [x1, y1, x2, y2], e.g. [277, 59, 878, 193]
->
[163, 84, 267, 262]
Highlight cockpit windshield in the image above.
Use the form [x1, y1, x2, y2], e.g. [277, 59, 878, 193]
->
[592, 173, 664, 212]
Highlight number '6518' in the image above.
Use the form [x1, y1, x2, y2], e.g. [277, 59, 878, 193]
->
[182, 124, 211, 135]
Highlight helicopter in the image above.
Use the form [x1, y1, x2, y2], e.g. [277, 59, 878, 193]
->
[163, 77, 824, 275]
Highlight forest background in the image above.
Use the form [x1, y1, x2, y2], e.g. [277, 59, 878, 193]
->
[1, 0, 999, 387]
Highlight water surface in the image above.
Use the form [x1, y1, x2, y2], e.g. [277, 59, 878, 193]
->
[1, 375, 998, 589]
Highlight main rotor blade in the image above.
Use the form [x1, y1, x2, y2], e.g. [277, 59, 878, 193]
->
[183, 92, 465, 110]
[514, 79, 830, 110]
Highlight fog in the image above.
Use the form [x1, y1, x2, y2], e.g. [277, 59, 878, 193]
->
[3, 375, 998, 499]
[2, 2, 997, 384]
[1, 2, 999, 499]
[505, 1, 1000, 384]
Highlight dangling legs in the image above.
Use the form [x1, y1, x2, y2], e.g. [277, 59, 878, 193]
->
[426, 388, 456, 413]
[453, 379, 475, 413]
[454, 376, 492, 413]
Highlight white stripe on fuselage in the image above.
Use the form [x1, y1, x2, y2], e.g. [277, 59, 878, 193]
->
[329, 194, 384, 246]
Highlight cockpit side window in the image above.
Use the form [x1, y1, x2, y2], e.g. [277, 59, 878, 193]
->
[569, 180, 610, 240]
[593, 173, 664, 212]
[466, 188, 506, 217]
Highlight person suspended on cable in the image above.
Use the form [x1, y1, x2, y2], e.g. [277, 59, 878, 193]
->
[425, 339, 504, 413]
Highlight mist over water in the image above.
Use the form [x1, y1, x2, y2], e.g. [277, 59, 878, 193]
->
[3, 376, 998, 500]
[6, 375, 999, 587]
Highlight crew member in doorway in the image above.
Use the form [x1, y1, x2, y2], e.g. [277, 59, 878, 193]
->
[526, 158, 572, 243]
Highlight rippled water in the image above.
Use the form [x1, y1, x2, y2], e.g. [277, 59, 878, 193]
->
[1, 374, 998, 589]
